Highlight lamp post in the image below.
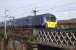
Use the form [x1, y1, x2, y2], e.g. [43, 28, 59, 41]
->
[33, 8, 38, 16]
[4, 9, 8, 39]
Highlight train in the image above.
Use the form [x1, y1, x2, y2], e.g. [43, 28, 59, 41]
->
[32, 13, 57, 29]
[0, 13, 57, 29]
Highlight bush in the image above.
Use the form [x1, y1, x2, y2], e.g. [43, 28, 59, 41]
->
[0, 32, 4, 40]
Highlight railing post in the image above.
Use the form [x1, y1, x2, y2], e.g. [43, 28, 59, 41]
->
[0, 39, 4, 50]
[8, 38, 14, 50]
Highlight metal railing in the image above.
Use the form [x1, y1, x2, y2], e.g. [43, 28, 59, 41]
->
[37, 29, 76, 49]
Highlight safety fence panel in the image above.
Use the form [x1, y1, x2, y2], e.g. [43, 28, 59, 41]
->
[38, 29, 76, 49]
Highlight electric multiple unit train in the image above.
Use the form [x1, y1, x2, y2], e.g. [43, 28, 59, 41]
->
[32, 13, 57, 28]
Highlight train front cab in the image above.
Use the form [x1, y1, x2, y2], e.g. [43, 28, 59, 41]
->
[45, 15, 57, 29]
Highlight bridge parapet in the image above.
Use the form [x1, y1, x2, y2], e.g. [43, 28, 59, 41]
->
[37, 29, 76, 49]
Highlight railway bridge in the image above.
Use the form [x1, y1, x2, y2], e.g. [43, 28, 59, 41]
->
[0, 27, 76, 50]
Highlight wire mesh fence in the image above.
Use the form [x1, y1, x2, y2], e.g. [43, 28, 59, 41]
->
[37, 29, 76, 49]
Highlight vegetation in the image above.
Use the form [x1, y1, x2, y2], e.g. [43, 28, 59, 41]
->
[23, 34, 39, 43]
[0, 32, 4, 40]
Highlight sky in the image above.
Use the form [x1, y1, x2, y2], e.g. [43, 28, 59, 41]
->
[0, 0, 76, 21]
